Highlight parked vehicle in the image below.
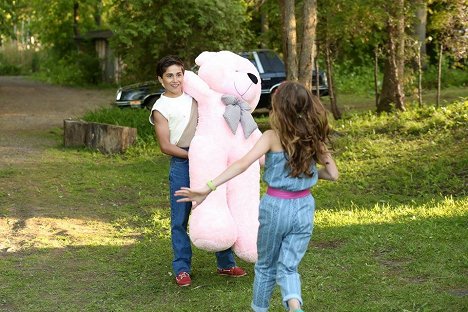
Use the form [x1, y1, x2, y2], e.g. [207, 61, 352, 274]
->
[239, 49, 328, 108]
[114, 80, 163, 109]
[114, 49, 328, 110]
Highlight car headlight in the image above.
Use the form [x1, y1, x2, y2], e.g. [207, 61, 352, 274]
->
[116, 90, 122, 100]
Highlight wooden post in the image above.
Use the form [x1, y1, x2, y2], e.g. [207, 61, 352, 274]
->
[64, 119, 137, 154]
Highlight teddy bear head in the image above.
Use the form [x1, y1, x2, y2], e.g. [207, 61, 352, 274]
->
[195, 51, 261, 110]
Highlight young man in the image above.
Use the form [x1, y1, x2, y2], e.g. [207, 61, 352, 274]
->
[149, 55, 246, 287]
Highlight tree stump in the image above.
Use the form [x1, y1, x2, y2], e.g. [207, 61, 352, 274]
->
[63, 119, 137, 154]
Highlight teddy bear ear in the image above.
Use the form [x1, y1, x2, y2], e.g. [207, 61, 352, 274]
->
[195, 51, 216, 66]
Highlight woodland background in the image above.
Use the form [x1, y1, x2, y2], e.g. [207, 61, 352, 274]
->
[0, 0, 467, 115]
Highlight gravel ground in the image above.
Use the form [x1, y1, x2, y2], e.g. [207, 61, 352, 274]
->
[0, 76, 115, 166]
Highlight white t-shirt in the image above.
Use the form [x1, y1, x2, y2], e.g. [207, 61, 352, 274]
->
[149, 92, 193, 145]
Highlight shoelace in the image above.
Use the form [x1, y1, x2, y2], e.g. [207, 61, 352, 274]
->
[176, 272, 189, 280]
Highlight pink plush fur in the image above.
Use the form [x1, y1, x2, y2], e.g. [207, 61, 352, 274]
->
[183, 51, 262, 263]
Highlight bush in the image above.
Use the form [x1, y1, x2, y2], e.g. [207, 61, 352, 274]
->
[337, 97, 467, 138]
[331, 60, 467, 96]
[34, 50, 100, 86]
[0, 43, 37, 75]
[0, 57, 21, 75]
[422, 64, 468, 89]
[82, 107, 157, 151]
[333, 62, 381, 95]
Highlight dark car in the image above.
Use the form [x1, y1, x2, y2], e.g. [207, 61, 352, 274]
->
[239, 49, 328, 108]
[114, 80, 163, 109]
[114, 49, 328, 110]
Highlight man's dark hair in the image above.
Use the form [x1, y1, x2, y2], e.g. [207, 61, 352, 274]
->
[156, 55, 185, 78]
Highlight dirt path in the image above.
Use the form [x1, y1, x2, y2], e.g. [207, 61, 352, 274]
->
[0, 76, 115, 166]
[0, 76, 118, 254]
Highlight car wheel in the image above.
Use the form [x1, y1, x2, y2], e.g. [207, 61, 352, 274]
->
[144, 96, 159, 110]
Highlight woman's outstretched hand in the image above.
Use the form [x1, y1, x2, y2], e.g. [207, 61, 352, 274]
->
[175, 187, 210, 209]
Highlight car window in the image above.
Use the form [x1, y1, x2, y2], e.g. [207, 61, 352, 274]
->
[239, 52, 258, 70]
[257, 50, 285, 73]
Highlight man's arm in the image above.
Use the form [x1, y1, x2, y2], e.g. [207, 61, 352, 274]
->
[153, 111, 188, 158]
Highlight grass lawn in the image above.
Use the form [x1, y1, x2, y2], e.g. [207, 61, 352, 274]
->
[0, 89, 467, 311]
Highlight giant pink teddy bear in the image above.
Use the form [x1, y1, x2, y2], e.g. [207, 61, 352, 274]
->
[182, 51, 262, 263]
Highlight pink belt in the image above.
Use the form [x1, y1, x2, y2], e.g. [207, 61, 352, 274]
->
[266, 187, 310, 199]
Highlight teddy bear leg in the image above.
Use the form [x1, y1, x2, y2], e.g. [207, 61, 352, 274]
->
[188, 189, 237, 252]
[187, 136, 237, 252]
[226, 164, 261, 263]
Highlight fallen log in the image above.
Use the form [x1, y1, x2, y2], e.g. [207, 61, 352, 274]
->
[63, 119, 137, 154]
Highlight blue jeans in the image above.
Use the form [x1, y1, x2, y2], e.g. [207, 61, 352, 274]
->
[251, 194, 315, 312]
[169, 154, 237, 275]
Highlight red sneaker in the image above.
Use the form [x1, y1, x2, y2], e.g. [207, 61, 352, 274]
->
[175, 272, 191, 287]
[217, 266, 247, 277]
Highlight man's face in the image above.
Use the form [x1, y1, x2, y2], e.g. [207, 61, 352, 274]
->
[158, 64, 184, 98]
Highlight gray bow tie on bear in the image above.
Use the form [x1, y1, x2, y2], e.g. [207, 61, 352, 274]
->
[221, 94, 258, 139]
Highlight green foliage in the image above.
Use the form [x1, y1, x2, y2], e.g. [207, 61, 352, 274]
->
[0, 53, 21, 74]
[82, 107, 158, 156]
[426, 0, 467, 62]
[0, 41, 38, 75]
[33, 49, 100, 85]
[333, 61, 381, 95]
[247, 1, 282, 51]
[331, 98, 467, 202]
[322, 60, 467, 96]
[317, 0, 387, 61]
[337, 98, 467, 138]
[28, 0, 100, 56]
[107, 0, 254, 82]
[422, 64, 468, 89]
[0, 0, 24, 38]
[3, 0, 109, 85]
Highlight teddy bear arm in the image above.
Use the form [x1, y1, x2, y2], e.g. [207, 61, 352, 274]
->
[183, 70, 212, 103]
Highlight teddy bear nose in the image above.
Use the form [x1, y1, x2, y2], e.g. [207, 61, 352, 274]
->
[248, 73, 258, 84]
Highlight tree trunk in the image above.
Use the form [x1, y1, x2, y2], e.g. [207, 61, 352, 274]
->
[390, 29, 406, 111]
[377, 58, 393, 113]
[394, 0, 405, 111]
[279, 0, 298, 81]
[377, 1, 406, 113]
[437, 43, 443, 108]
[414, 1, 427, 69]
[298, 0, 317, 90]
[374, 47, 380, 107]
[417, 42, 423, 107]
[314, 55, 320, 99]
[325, 42, 341, 120]
[260, 5, 269, 49]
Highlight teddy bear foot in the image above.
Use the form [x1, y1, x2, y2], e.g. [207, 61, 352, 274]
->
[232, 246, 257, 263]
[191, 238, 237, 253]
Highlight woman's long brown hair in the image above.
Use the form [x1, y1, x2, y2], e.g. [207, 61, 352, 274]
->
[269, 81, 330, 177]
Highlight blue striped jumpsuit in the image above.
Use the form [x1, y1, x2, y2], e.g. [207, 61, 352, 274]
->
[251, 151, 318, 312]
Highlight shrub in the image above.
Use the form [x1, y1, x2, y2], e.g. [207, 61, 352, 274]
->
[333, 62, 380, 95]
[0, 57, 21, 75]
[82, 107, 156, 145]
[0, 43, 37, 75]
[422, 64, 468, 89]
[34, 50, 100, 86]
